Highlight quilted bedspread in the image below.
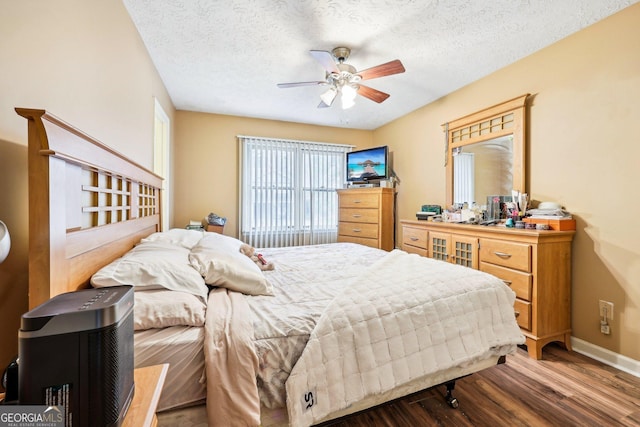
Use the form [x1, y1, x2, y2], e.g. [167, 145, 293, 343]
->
[248, 243, 386, 409]
[285, 249, 525, 426]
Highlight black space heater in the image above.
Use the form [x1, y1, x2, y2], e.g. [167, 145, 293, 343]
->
[17, 285, 134, 427]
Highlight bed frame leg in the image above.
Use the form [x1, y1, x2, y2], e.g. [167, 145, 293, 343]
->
[444, 380, 459, 408]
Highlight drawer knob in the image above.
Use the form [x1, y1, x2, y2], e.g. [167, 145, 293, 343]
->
[410, 236, 419, 241]
[514, 310, 520, 318]
[352, 214, 362, 218]
[494, 251, 512, 258]
[353, 200, 361, 204]
[503, 280, 513, 286]
[352, 228, 361, 233]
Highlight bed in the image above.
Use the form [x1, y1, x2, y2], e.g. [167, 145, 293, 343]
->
[18, 108, 525, 426]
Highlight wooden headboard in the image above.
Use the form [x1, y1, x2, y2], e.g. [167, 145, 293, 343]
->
[17, 108, 163, 309]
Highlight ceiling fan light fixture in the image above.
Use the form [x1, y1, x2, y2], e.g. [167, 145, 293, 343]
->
[341, 84, 357, 109]
[320, 87, 338, 106]
[341, 96, 355, 110]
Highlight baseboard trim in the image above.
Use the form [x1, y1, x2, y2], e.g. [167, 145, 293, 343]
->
[571, 337, 640, 378]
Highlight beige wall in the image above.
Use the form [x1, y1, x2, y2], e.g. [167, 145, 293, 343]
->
[0, 0, 175, 369]
[375, 4, 640, 361]
[173, 111, 373, 235]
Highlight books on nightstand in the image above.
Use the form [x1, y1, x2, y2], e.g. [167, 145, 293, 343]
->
[186, 220, 204, 231]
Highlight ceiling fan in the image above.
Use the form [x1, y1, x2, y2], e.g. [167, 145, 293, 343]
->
[277, 47, 405, 109]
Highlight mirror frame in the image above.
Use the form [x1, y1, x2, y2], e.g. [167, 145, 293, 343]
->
[444, 94, 529, 207]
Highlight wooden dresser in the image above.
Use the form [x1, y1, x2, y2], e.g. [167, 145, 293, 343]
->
[337, 187, 395, 251]
[400, 219, 575, 359]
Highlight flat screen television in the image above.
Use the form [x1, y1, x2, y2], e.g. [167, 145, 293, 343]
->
[346, 145, 389, 183]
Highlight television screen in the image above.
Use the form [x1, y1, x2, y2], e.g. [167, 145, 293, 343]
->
[346, 146, 388, 182]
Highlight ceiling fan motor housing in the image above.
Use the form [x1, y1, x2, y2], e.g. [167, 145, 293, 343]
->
[332, 47, 351, 62]
[329, 63, 361, 86]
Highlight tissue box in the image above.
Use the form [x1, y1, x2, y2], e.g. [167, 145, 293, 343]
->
[523, 217, 576, 231]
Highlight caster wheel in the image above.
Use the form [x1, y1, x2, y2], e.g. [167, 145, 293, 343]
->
[447, 397, 459, 409]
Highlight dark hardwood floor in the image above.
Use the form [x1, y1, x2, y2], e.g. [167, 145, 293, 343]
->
[158, 344, 640, 426]
[319, 344, 640, 427]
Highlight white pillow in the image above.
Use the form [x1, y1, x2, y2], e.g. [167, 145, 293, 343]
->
[188, 233, 273, 296]
[140, 228, 205, 249]
[134, 290, 207, 330]
[91, 241, 208, 300]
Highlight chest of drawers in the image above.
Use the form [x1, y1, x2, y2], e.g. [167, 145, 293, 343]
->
[337, 188, 395, 251]
[400, 219, 574, 359]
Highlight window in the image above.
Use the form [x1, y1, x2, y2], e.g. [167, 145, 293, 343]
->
[453, 151, 474, 207]
[239, 136, 352, 248]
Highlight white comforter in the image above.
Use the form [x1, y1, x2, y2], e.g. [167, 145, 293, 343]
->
[205, 246, 524, 426]
[248, 243, 386, 409]
[285, 249, 524, 426]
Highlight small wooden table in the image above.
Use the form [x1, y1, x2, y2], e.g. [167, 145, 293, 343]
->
[123, 364, 169, 427]
[206, 224, 224, 234]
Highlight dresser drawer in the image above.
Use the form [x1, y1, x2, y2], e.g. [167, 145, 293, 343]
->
[479, 239, 531, 272]
[339, 192, 379, 209]
[403, 244, 428, 257]
[514, 298, 531, 330]
[338, 235, 378, 248]
[480, 262, 532, 301]
[339, 208, 379, 224]
[402, 226, 428, 249]
[338, 222, 379, 239]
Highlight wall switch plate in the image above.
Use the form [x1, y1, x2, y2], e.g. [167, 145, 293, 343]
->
[599, 300, 614, 319]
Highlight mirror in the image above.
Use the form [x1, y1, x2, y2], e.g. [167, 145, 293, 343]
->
[452, 135, 513, 207]
[445, 94, 529, 208]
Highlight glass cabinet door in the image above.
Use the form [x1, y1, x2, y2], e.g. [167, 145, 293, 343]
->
[429, 231, 451, 262]
[451, 235, 478, 269]
[429, 232, 478, 269]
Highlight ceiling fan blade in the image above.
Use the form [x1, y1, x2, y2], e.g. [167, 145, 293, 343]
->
[357, 59, 405, 81]
[277, 81, 327, 88]
[309, 50, 340, 74]
[357, 85, 390, 103]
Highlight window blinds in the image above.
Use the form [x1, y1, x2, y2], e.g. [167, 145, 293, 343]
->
[239, 136, 352, 248]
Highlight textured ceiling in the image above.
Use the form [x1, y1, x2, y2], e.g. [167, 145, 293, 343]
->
[123, 0, 637, 130]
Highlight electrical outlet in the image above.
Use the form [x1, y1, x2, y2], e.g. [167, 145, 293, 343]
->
[599, 300, 614, 319]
